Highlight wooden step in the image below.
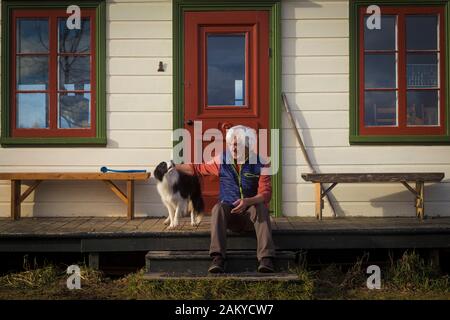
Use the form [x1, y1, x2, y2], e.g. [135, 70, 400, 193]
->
[145, 250, 297, 275]
[143, 271, 300, 281]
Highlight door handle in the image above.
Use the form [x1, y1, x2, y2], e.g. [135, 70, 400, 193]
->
[221, 122, 232, 131]
[186, 119, 194, 126]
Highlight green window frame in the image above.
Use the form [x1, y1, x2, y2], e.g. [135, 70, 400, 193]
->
[1, 0, 106, 146]
[173, 0, 282, 216]
[350, 0, 450, 144]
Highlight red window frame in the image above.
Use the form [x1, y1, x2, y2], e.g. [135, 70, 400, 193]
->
[359, 6, 445, 136]
[11, 9, 96, 138]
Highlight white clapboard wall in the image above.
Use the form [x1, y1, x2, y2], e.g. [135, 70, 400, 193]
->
[0, 0, 449, 217]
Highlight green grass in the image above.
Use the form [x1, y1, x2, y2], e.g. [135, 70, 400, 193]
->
[387, 251, 449, 293]
[0, 251, 448, 300]
[120, 269, 314, 300]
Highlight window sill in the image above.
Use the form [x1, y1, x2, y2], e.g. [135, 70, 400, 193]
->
[350, 134, 450, 145]
[0, 136, 107, 147]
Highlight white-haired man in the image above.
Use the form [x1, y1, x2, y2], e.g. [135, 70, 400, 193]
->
[176, 125, 275, 273]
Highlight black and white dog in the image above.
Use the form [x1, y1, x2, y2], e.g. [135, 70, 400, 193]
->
[153, 161, 204, 229]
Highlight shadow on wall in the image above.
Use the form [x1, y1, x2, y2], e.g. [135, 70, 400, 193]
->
[370, 180, 450, 218]
[289, 178, 450, 218]
[321, 180, 450, 218]
[283, 96, 344, 216]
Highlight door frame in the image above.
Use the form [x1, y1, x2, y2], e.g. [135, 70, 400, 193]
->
[173, 0, 282, 217]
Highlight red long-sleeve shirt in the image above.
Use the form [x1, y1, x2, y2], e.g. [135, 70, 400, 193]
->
[189, 156, 272, 205]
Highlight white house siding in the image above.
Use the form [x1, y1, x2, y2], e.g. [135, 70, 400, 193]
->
[0, 0, 173, 217]
[0, 0, 449, 218]
[281, 0, 450, 217]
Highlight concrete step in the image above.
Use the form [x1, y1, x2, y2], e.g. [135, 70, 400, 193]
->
[143, 272, 300, 281]
[145, 250, 298, 275]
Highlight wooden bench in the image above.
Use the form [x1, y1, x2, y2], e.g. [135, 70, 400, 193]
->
[0, 172, 151, 220]
[301, 173, 445, 220]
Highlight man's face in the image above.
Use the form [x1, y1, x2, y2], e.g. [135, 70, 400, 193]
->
[230, 137, 249, 161]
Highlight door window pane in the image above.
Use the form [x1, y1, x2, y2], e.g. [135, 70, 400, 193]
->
[58, 92, 91, 128]
[207, 34, 246, 106]
[406, 15, 438, 50]
[16, 18, 49, 53]
[365, 91, 397, 126]
[364, 15, 396, 50]
[407, 90, 438, 126]
[17, 93, 48, 128]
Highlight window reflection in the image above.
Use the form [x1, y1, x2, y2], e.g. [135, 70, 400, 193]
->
[17, 19, 49, 53]
[207, 34, 246, 106]
[58, 92, 91, 128]
[17, 93, 48, 128]
[365, 91, 397, 126]
[406, 16, 438, 50]
[364, 16, 396, 50]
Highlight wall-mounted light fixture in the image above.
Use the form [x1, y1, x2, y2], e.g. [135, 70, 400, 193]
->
[158, 61, 165, 72]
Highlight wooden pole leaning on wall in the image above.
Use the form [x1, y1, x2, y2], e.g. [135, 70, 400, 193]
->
[281, 93, 337, 218]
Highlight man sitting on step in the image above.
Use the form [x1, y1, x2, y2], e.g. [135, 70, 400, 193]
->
[176, 125, 276, 273]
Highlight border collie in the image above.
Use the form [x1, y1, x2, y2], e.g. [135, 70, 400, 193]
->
[153, 161, 204, 229]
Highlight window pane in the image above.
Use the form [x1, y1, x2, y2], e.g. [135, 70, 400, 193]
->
[364, 91, 397, 126]
[59, 56, 91, 91]
[364, 16, 396, 50]
[407, 90, 438, 126]
[407, 54, 438, 88]
[58, 92, 91, 128]
[16, 93, 48, 128]
[17, 56, 48, 90]
[364, 54, 396, 88]
[16, 18, 49, 53]
[406, 15, 438, 50]
[207, 34, 246, 106]
[59, 18, 91, 53]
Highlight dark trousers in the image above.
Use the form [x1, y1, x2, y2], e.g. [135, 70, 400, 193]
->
[209, 202, 276, 261]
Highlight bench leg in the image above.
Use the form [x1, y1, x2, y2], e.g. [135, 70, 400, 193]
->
[127, 180, 135, 220]
[11, 180, 21, 220]
[415, 181, 424, 219]
[315, 183, 323, 220]
[88, 253, 100, 270]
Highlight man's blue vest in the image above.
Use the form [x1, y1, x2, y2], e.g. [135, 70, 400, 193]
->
[219, 151, 264, 205]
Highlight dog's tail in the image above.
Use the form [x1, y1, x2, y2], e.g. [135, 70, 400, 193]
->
[192, 194, 204, 214]
[191, 188, 204, 224]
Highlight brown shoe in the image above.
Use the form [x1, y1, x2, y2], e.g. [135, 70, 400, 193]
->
[208, 255, 225, 274]
[258, 257, 275, 273]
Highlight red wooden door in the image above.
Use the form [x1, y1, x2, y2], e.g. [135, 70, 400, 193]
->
[184, 11, 270, 212]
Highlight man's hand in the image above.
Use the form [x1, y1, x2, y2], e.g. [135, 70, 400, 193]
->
[231, 198, 251, 214]
[230, 194, 266, 214]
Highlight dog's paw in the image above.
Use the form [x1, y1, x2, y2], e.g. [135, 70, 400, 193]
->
[163, 217, 170, 225]
[168, 221, 179, 230]
[191, 221, 199, 227]
[194, 214, 203, 226]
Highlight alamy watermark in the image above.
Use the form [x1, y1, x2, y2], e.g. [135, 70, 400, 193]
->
[366, 5, 381, 30]
[366, 265, 382, 290]
[172, 121, 280, 176]
[66, 264, 81, 290]
[66, 5, 81, 30]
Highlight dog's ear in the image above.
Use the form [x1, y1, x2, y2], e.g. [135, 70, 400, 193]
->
[153, 161, 167, 181]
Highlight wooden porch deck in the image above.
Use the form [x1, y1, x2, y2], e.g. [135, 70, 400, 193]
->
[0, 216, 449, 253]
